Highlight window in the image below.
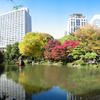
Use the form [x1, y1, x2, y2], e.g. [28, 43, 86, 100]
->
[71, 21, 75, 26]
[76, 19, 80, 26]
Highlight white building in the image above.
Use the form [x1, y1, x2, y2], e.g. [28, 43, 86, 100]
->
[90, 15, 100, 27]
[67, 14, 87, 34]
[0, 8, 31, 48]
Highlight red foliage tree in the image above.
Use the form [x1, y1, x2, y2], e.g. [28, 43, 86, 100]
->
[44, 40, 61, 59]
[51, 40, 79, 61]
[62, 40, 79, 50]
[44, 40, 79, 62]
[51, 45, 67, 61]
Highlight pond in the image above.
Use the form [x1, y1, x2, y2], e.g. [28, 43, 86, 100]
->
[0, 65, 100, 100]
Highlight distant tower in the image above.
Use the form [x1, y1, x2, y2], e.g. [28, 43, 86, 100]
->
[67, 14, 87, 34]
[90, 15, 100, 27]
[0, 8, 32, 49]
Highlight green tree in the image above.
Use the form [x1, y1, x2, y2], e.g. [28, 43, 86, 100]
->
[69, 46, 86, 60]
[5, 42, 20, 61]
[84, 52, 97, 63]
[5, 44, 12, 61]
[60, 34, 76, 44]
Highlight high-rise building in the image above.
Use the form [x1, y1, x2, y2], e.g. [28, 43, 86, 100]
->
[67, 14, 87, 34]
[0, 8, 31, 49]
[90, 15, 100, 27]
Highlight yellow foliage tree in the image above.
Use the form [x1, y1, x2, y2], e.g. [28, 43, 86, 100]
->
[74, 25, 100, 54]
[19, 32, 53, 58]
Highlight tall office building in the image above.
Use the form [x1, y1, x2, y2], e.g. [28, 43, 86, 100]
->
[67, 14, 87, 34]
[0, 8, 31, 49]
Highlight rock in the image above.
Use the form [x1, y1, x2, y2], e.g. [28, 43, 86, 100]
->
[32, 62, 35, 66]
[73, 64, 78, 68]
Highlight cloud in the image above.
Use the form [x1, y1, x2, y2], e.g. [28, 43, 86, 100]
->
[90, 15, 100, 26]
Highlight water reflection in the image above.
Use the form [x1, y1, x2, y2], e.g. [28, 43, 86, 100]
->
[0, 74, 32, 100]
[0, 65, 5, 75]
[4, 65, 100, 100]
[67, 92, 100, 100]
[32, 87, 67, 100]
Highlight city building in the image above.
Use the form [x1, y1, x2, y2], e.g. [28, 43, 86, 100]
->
[0, 8, 32, 49]
[67, 14, 87, 34]
[90, 15, 100, 27]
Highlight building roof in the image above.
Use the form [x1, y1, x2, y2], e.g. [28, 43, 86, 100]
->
[0, 8, 29, 17]
[70, 13, 86, 18]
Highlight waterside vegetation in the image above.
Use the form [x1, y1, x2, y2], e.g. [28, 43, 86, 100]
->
[1, 25, 100, 68]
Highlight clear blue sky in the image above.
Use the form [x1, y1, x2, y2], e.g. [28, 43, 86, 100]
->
[0, 0, 100, 39]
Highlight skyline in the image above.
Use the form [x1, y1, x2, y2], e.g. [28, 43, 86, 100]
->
[0, 0, 100, 39]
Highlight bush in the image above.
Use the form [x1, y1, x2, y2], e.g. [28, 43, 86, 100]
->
[73, 59, 84, 65]
[24, 59, 32, 64]
[69, 46, 86, 60]
[60, 34, 76, 44]
[84, 52, 97, 60]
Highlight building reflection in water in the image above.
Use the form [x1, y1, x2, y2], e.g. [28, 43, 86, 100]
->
[67, 92, 82, 100]
[67, 92, 100, 100]
[1, 73, 100, 100]
[0, 74, 32, 100]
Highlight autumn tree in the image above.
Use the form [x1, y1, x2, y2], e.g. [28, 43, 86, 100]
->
[62, 40, 79, 51]
[51, 40, 79, 62]
[44, 40, 61, 60]
[19, 32, 53, 58]
[41, 33, 54, 44]
[51, 45, 67, 61]
[44, 40, 79, 62]
[74, 25, 100, 54]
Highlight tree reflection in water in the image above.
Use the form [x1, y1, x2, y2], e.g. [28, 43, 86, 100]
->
[5, 65, 100, 100]
[0, 65, 5, 76]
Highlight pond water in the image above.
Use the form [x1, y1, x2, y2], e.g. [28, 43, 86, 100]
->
[0, 65, 100, 100]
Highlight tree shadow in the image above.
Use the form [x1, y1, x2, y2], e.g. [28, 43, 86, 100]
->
[0, 65, 5, 76]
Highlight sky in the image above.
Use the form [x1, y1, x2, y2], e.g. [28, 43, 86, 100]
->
[0, 0, 100, 39]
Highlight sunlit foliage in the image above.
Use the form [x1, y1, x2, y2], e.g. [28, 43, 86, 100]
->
[60, 34, 76, 44]
[74, 25, 100, 54]
[19, 32, 53, 58]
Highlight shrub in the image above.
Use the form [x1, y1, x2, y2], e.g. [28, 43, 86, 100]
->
[73, 59, 84, 65]
[60, 34, 76, 44]
[69, 46, 86, 60]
